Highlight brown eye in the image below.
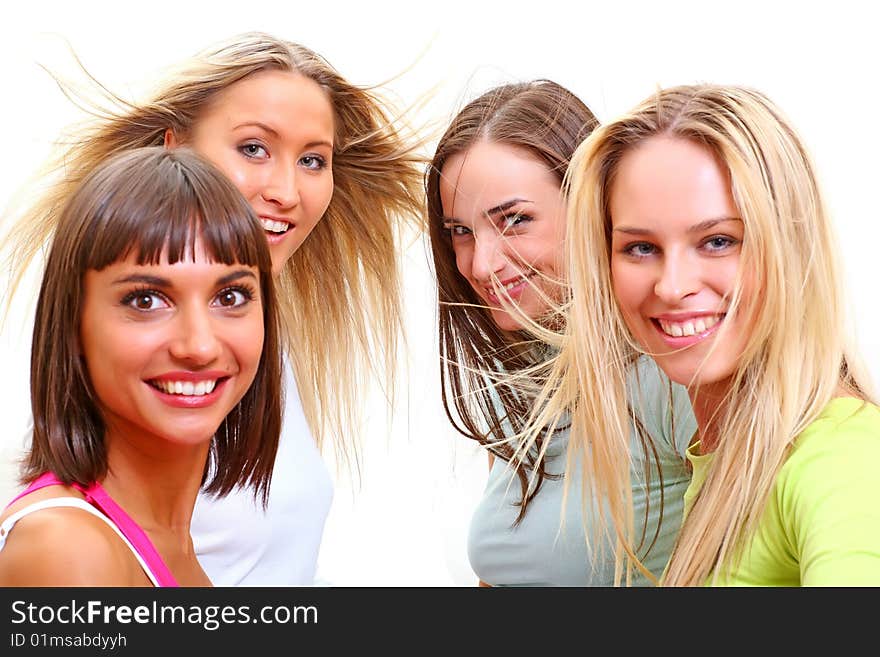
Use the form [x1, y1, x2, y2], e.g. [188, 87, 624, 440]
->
[212, 287, 252, 309]
[134, 294, 154, 310]
[121, 290, 168, 311]
[218, 291, 238, 307]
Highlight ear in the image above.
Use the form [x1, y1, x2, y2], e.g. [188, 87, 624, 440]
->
[163, 128, 180, 149]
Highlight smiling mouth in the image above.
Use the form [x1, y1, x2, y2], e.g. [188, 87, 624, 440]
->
[653, 314, 724, 338]
[485, 274, 534, 301]
[147, 377, 229, 397]
[259, 217, 293, 235]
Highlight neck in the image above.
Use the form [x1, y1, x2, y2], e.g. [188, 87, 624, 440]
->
[688, 378, 733, 454]
[100, 428, 210, 544]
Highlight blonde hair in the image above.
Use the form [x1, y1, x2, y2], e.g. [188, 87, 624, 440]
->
[1, 32, 426, 472]
[526, 83, 875, 585]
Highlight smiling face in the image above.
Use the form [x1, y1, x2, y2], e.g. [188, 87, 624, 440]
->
[171, 69, 335, 276]
[79, 240, 264, 453]
[439, 141, 566, 332]
[609, 135, 750, 391]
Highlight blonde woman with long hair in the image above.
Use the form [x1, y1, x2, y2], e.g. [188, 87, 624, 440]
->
[427, 80, 695, 586]
[527, 83, 880, 585]
[0, 32, 424, 585]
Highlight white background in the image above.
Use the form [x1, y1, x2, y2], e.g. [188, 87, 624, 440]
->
[1, 0, 878, 586]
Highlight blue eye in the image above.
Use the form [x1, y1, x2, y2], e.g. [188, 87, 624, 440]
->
[624, 242, 657, 258]
[703, 235, 737, 252]
[300, 155, 327, 170]
[239, 142, 269, 159]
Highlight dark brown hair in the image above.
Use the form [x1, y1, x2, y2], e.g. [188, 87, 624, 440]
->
[1, 32, 425, 474]
[23, 146, 282, 506]
[425, 80, 599, 521]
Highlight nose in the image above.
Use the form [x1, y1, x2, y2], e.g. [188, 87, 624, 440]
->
[654, 250, 700, 303]
[261, 159, 300, 209]
[168, 306, 222, 365]
[471, 232, 506, 284]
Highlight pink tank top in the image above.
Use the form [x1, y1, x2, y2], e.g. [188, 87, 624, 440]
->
[8, 472, 178, 587]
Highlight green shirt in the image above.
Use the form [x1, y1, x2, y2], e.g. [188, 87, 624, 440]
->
[684, 397, 880, 586]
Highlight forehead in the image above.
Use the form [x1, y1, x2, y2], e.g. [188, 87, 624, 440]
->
[86, 240, 258, 285]
[196, 69, 335, 142]
[610, 136, 737, 227]
[439, 141, 559, 217]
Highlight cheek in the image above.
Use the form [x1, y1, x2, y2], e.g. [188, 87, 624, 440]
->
[197, 151, 261, 205]
[81, 323, 149, 396]
[452, 244, 473, 281]
[610, 260, 648, 331]
[232, 316, 265, 379]
[707, 258, 741, 299]
[610, 259, 635, 310]
[303, 175, 334, 226]
[224, 165, 260, 202]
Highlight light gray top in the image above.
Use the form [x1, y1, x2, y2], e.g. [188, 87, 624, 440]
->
[467, 356, 695, 586]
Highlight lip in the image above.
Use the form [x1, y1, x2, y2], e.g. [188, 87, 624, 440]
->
[650, 312, 725, 348]
[146, 371, 231, 409]
[258, 214, 296, 245]
[484, 274, 534, 305]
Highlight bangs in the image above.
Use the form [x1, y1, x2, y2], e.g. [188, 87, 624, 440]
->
[71, 147, 268, 271]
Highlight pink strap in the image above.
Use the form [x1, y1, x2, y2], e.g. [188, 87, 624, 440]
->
[10, 472, 179, 587]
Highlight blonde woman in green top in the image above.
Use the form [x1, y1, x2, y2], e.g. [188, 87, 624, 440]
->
[522, 84, 880, 585]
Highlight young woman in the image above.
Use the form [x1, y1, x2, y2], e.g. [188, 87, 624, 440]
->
[0, 32, 424, 585]
[534, 83, 880, 585]
[426, 80, 695, 586]
[0, 147, 281, 586]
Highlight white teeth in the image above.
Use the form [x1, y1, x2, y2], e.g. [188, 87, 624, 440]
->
[658, 315, 721, 337]
[260, 218, 290, 233]
[488, 276, 529, 296]
[154, 379, 218, 396]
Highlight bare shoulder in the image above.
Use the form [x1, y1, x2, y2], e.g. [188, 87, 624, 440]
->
[0, 504, 148, 586]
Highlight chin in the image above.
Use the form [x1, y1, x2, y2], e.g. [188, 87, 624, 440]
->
[489, 310, 524, 333]
[654, 354, 736, 391]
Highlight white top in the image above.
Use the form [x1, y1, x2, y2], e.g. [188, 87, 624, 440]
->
[190, 357, 334, 586]
[0, 497, 160, 586]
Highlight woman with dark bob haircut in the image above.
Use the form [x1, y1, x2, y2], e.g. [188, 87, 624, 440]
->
[0, 146, 282, 586]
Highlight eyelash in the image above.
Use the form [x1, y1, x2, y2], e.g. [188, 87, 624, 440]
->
[442, 212, 534, 238]
[702, 235, 738, 252]
[299, 155, 327, 171]
[499, 212, 533, 229]
[443, 224, 471, 237]
[120, 286, 169, 311]
[119, 285, 256, 311]
[621, 235, 739, 258]
[212, 285, 256, 308]
[238, 142, 328, 170]
[239, 142, 269, 159]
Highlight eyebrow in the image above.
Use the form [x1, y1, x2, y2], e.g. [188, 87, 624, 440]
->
[231, 121, 333, 149]
[613, 216, 742, 235]
[441, 199, 534, 225]
[111, 269, 258, 287]
[485, 198, 532, 217]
